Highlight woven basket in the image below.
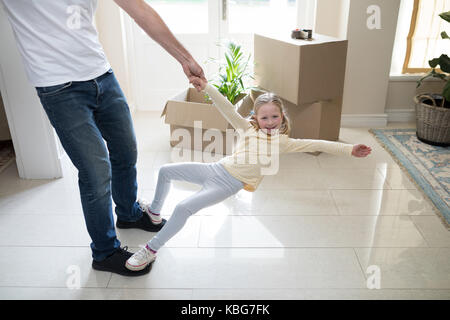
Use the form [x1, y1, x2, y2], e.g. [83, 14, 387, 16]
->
[414, 94, 450, 146]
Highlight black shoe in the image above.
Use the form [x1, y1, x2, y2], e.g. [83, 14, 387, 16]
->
[92, 246, 151, 277]
[116, 211, 166, 232]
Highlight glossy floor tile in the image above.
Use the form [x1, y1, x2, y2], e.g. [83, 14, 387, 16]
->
[331, 189, 436, 216]
[355, 248, 450, 289]
[0, 114, 448, 299]
[0, 287, 193, 300]
[322, 168, 392, 190]
[211, 189, 341, 216]
[316, 150, 400, 170]
[0, 181, 82, 216]
[258, 169, 329, 190]
[108, 248, 367, 289]
[197, 216, 428, 248]
[191, 288, 450, 300]
[409, 215, 450, 247]
[0, 164, 35, 196]
[0, 247, 110, 288]
[377, 168, 418, 190]
[0, 214, 90, 246]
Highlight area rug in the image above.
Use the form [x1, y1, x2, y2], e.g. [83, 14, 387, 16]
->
[369, 128, 449, 229]
[0, 140, 15, 175]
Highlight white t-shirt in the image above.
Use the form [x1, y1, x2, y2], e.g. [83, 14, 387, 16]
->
[1, 0, 110, 87]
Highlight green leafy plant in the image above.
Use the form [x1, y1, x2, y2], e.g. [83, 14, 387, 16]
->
[416, 11, 450, 108]
[208, 41, 254, 105]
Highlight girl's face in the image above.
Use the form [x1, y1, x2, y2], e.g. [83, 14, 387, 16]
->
[255, 103, 283, 135]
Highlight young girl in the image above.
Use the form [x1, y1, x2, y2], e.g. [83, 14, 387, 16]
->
[126, 79, 372, 271]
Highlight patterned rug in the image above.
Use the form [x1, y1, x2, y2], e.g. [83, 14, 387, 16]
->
[0, 140, 15, 175]
[369, 129, 449, 229]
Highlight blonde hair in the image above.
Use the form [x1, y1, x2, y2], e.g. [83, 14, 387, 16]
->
[247, 92, 291, 135]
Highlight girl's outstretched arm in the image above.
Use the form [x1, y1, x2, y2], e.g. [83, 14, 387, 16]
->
[202, 82, 252, 132]
[284, 138, 372, 158]
[283, 137, 355, 157]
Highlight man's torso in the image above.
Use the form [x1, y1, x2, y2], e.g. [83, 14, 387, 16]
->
[1, 0, 110, 86]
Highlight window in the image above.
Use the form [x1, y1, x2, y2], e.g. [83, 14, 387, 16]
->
[145, 0, 209, 34]
[402, 0, 450, 74]
[228, 0, 297, 34]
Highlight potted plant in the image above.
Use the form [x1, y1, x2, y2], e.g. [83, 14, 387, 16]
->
[206, 40, 254, 105]
[415, 11, 450, 146]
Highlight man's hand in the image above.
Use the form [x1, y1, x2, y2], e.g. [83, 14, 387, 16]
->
[352, 144, 372, 157]
[183, 60, 206, 85]
[189, 76, 207, 92]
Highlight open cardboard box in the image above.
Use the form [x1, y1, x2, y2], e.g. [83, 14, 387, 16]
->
[160, 87, 245, 155]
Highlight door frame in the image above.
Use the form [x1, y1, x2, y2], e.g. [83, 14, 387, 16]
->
[0, 3, 63, 180]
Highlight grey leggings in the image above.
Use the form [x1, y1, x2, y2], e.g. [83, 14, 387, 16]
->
[147, 162, 244, 251]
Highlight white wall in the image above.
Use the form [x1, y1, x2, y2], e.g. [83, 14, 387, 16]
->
[315, 0, 401, 127]
[386, 78, 446, 122]
[315, 0, 350, 39]
[344, 0, 401, 117]
[95, 1, 135, 111]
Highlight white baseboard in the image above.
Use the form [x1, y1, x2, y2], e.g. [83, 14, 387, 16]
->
[385, 108, 416, 123]
[340, 109, 416, 127]
[340, 113, 388, 127]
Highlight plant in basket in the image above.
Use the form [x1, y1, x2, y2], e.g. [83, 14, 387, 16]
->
[414, 10, 450, 146]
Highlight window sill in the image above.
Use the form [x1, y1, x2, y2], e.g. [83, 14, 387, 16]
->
[389, 74, 441, 82]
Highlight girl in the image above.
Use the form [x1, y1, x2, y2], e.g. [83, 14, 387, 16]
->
[126, 79, 372, 271]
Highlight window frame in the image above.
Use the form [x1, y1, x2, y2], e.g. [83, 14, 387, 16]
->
[402, 0, 447, 74]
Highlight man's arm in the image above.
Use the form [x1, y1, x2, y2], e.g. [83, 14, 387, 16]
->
[113, 0, 206, 84]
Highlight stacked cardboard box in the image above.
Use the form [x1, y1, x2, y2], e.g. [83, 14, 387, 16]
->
[254, 32, 348, 141]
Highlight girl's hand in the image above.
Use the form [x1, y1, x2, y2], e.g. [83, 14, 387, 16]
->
[352, 144, 372, 157]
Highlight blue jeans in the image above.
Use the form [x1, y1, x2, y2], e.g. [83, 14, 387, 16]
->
[36, 69, 142, 261]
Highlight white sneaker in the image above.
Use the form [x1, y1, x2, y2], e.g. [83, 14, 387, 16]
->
[138, 198, 162, 225]
[125, 245, 156, 271]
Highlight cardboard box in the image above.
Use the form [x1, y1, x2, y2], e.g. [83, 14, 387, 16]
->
[282, 97, 343, 141]
[254, 32, 348, 105]
[236, 88, 266, 117]
[160, 87, 245, 155]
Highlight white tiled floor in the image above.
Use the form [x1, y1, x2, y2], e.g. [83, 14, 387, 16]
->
[0, 112, 449, 300]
